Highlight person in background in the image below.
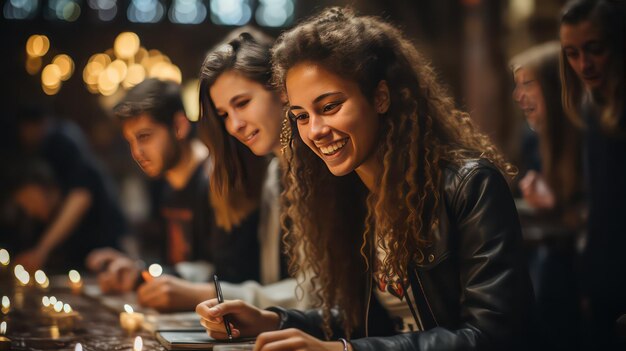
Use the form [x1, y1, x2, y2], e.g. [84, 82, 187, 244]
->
[559, 0, 626, 348]
[196, 28, 312, 309]
[197, 8, 533, 350]
[87, 78, 260, 312]
[510, 41, 584, 351]
[510, 41, 583, 221]
[7, 106, 126, 272]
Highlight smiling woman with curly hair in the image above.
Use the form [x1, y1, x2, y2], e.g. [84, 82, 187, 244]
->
[197, 7, 533, 351]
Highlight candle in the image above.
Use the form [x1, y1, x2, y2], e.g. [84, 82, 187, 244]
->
[141, 263, 163, 283]
[48, 301, 79, 332]
[1, 296, 9, 315]
[42, 296, 53, 313]
[133, 336, 143, 351]
[35, 270, 50, 290]
[0, 249, 9, 268]
[0, 321, 11, 351]
[75, 343, 83, 351]
[148, 263, 163, 278]
[120, 304, 144, 333]
[14, 265, 30, 286]
[68, 270, 83, 294]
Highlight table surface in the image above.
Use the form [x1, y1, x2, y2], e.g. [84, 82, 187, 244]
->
[0, 275, 170, 351]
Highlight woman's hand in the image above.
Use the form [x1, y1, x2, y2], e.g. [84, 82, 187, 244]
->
[254, 328, 349, 351]
[96, 256, 140, 293]
[137, 275, 213, 312]
[85, 247, 125, 272]
[196, 299, 280, 340]
[519, 170, 556, 210]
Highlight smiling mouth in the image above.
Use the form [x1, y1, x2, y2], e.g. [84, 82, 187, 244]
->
[245, 130, 259, 141]
[319, 138, 349, 156]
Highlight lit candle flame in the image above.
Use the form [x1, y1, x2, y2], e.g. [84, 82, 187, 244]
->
[63, 303, 72, 313]
[1, 296, 9, 309]
[0, 321, 6, 335]
[42, 296, 50, 307]
[16, 270, 30, 285]
[54, 301, 63, 312]
[148, 263, 163, 278]
[14, 264, 25, 276]
[74, 343, 83, 351]
[124, 304, 134, 313]
[0, 249, 9, 265]
[133, 336, 143, 351]
[68, 269, 81, 283]
[49, 296, 57, 305]
[35, 270, 48, 285]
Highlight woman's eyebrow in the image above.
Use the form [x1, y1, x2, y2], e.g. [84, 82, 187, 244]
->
[289, 92, 344, 111]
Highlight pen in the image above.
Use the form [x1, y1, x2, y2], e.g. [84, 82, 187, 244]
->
[213, 274, 233, 340]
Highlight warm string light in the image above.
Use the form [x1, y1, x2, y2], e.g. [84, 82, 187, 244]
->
[24, 34, 75, 94]
[83, 32, 182, 97]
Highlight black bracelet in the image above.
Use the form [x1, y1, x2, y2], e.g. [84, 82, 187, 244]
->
[338, 338, 349, 351]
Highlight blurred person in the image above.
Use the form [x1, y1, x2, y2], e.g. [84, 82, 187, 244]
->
[11, 106, 126, 272]
[510, 41, 585, 351]
[87, 78, 261, 312]
[559, 0, 626, 348]
[197, 8, 533, 350]
[7, 159, 123, 272]
[511, 41, 584, 219]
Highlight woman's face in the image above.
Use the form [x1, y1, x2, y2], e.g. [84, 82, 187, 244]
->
[210, 71, 283, 156]
[513, 67, 546, 132]
[560, 19, 611, 92]
[286, 62, 381, 177]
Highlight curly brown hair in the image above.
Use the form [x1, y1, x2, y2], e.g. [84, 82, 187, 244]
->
[272, 7, 516, 338]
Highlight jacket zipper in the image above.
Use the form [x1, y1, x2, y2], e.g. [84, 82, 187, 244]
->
[414, 269, 439, 327]
[405, 269, 425, 331]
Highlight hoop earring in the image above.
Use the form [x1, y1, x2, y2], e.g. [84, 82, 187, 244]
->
[280, 110, 292, 155]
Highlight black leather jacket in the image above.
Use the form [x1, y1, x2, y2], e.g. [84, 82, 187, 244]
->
[268, 159, 534, 350]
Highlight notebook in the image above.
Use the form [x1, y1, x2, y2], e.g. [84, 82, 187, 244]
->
[155, 329, 255, 350]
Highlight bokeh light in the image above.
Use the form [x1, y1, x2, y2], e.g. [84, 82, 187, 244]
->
[26, 35, 50, 57]
[210, 0, 251, 26]
[114, 32, 140, 59]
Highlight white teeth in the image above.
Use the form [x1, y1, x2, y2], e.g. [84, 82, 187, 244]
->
[320, 139, 348, 155]
[246, 130, 258, 141]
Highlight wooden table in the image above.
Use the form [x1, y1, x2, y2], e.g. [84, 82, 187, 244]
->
[0, 275, 168, 351]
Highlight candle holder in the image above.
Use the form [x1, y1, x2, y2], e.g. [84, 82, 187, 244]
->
[120, 304, 144, 333]
[42, 302, 81, 332]
[0, 321, 11, 351]
[68, 270, 83, 295]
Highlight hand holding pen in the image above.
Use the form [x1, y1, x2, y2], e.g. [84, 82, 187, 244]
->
[213, 274, 234, 340]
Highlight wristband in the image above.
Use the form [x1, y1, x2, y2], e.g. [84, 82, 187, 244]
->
[338, 338, 349, 351]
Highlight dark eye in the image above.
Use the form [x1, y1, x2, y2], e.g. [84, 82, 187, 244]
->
[564, 50, 578, 59]
[522, 79, 535, 86]
[322, 102, 341, 113]
[235, 99, 250, 109]
[288, 111, 308, 122]
[137, 133, 150, 141]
